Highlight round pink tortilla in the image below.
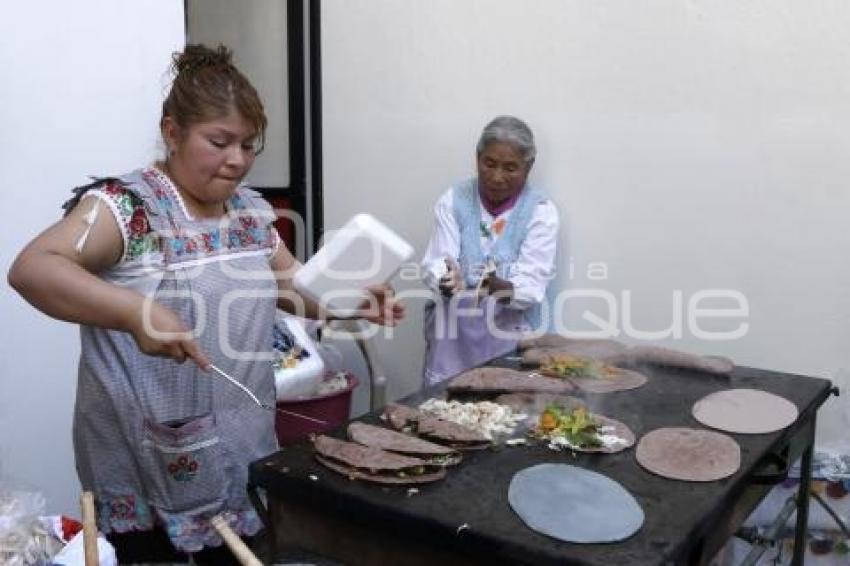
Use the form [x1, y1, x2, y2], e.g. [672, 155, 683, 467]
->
[692, 388, 798, 434]
[636, 427, 740, 482]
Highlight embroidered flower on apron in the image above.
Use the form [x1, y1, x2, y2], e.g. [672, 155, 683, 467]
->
[167, 454, 200, 482]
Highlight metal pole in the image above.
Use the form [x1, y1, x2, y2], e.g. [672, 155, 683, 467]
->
[791, 423, 815, 565]
[739, 496, 797, 566]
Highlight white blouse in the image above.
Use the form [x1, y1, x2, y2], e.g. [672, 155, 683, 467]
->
[421, 186, 559, 310]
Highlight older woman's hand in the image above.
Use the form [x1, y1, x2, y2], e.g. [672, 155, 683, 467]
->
[483, 273, 514, 303]
[439, 257, 463, 297]
[357, 283, 406, 326]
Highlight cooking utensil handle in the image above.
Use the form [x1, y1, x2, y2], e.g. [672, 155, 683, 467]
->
[80, 491, 99, 566]
[211, 515, 263, 566]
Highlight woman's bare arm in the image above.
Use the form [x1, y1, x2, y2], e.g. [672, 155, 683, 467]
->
[9, 197, 140, 328]
[8, 196, 208, 366]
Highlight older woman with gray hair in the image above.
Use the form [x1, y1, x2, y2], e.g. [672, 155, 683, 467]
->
[421, 116, 559, 385]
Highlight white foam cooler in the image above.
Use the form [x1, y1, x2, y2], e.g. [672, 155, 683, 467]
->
[293, 213, 414, 318]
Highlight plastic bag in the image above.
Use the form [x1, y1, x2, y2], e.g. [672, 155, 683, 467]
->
[273, 314, 326, 400]
[314, 342, 344, 374]
[0, 488, 61, 566]
[50, 530, 116, 566]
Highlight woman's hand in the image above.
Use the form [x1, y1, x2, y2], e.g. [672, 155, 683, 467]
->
[356, 284, 405, 327]
[125, 299, 210, 368]
[439, 257, 463, 297]
[484, 273, 514, 303]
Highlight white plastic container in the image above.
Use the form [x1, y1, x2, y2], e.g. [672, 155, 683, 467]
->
[293, 214, 414, 317]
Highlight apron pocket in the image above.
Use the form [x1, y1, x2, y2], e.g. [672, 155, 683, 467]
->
[140, 414, 230, 512]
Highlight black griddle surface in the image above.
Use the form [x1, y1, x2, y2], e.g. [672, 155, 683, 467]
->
[251, 360, 831, 565]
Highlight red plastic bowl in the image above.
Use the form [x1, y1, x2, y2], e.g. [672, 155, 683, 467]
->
[274, 373, 359, 446]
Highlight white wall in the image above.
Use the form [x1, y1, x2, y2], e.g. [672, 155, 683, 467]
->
[0, 0, 184, 515]
[321, 0, 850, 433]
[3, 1, 849, 517]
[186, 0, 290, 188]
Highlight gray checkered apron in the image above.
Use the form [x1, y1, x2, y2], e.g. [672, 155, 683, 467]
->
[71, 169, 279, 552]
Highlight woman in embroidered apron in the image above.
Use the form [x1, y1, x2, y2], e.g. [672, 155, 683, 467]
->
[8, 45, 402, 564]
[421, 116, 559, 386]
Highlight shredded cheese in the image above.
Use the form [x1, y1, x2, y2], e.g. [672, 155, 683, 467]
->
[418, 399, 526, 440]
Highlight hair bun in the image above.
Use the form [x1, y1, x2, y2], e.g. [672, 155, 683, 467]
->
[172, 44, 233, 75]
[161, 43, 267, 151]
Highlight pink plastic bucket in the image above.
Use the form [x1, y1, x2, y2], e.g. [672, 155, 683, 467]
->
[274, 373, 359, 446]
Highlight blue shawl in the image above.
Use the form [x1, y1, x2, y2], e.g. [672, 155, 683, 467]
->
[452, 177, 548, 329]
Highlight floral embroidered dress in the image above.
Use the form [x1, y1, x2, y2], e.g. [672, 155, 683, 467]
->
[66, 167, 280, 552]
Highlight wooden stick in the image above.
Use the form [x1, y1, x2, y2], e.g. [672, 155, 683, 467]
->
[80, 491, 98, 566]
[210, 515, 263, 566]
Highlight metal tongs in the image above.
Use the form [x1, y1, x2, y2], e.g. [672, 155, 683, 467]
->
[208, 364, 328, 425]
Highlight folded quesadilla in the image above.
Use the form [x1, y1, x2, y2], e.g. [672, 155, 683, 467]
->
[537, 354, 619, 380]
[518, 336, 629, 364]
[536, 354, 648, 393]
[519, 334, 733, 375]
[348, 422, 462, 466]
[382, 404, 491, 450]
[446, 367, 575, 395]
[313, 435, 446, 484]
